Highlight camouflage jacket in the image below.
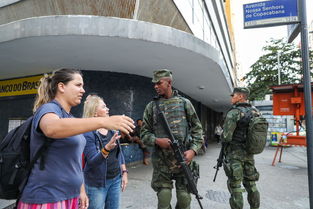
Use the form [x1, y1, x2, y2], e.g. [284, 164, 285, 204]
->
[141, 91, 203, 170]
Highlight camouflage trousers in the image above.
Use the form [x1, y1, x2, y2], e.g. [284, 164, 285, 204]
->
[223, 147, 260, 209]
[151, 168, 191, 209]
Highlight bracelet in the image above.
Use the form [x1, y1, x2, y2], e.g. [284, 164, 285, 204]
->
[122, 169, 128, 174]
[103, 146, 110, 152]
[101, 147, 110, 155]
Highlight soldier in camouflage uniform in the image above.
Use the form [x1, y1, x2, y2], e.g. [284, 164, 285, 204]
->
[141, 69, 203, 209]
[222, 87, 260, 209]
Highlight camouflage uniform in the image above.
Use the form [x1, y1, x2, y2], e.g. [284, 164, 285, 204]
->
[141, 70, 203, 209]
[222, 90, 260, 209]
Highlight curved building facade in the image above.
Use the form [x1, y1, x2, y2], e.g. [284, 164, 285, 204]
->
[0, 0, 236, 141]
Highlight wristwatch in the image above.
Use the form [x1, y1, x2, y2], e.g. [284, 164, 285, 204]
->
[122, 169, 129, 174]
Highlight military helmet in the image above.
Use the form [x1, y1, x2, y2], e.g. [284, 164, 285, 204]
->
[231, 87, 250, 96]
[152, 69, 172, 83]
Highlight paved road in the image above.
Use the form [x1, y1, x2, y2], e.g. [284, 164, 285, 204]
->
[1, 143, 309, 209]
[121, 143, 309, 209]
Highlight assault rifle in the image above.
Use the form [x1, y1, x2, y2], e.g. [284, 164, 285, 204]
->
[156, 101, 204, 209]
[213, 143, 225, 182]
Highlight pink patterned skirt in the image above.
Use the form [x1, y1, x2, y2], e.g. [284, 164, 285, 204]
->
[17, 197, 79, 209]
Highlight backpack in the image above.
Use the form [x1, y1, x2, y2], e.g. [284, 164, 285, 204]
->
[0, 115, 53, 200]
[236, 106, 269, 154]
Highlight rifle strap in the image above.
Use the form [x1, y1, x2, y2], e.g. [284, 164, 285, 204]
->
[154, 99, 175, 136]
[154, 98, 162, 115]
[154, 99, 169, 140]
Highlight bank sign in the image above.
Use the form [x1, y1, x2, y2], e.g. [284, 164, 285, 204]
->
[0, 75, 42, 97]
[243, 0, 299, 29]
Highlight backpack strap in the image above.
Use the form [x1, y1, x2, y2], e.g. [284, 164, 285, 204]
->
[232, 106, 252, 139]
[16, 135, 54, 194]
[32, 138, 54, 170]
[234, 105, 253, 120]
[35, 100, 65, 170]
[14, 101, 63, 197]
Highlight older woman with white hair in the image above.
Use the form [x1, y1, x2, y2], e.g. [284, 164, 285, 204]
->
[83, 94, 128, 209]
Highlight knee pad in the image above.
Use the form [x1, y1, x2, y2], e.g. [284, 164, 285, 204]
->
[243, 181, 260, 208]
[243, 181, 258, 193]
[157, 188, 172, 208]
[230, 192, 244, 209]
[176, 190, 191, 209]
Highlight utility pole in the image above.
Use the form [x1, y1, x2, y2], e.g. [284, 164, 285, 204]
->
[299, 0, 313, 208]
[277, 51, 281, 85]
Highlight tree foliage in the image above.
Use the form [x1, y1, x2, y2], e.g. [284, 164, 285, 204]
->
[242, 38, 313, 101]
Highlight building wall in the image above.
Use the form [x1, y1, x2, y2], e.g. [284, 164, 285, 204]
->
[0, 0, 136, 24]
[0, 0, 228, 142]
[0, 0, 191, 33]
[80, 71, 154, 120]
[173, 0, 236, 86]
[135, 0, 192, 33]
[0, 71, 219, 142]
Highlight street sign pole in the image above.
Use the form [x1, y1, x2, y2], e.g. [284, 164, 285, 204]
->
[277, 52, 281, 85]
[299, 0, 313, 208]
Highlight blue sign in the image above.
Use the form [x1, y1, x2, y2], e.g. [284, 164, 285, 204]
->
[243, 0, 299, 28]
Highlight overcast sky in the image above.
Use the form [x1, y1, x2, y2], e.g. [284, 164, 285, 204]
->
[232, 0, 313, 82]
